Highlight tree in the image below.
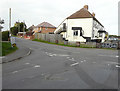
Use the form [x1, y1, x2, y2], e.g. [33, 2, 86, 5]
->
[10, 27, 18, 36]
[0, 18, 4, 31]
[10, 22, 28, 35]
[0, 19, 4, 24]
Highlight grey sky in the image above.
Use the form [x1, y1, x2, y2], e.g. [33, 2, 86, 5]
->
[0, 0, 119, 35]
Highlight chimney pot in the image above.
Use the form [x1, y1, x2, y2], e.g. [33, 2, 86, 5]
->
[84, 5, 88, 10]
[92, 12, 95, 17]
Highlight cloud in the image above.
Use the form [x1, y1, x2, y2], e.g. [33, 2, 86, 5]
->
[0, 0, 119, 35]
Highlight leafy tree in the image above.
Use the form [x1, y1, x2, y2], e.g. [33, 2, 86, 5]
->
[10, 22, 28, 35]
[10, 27, 18, 36]
[0, 18, 4, 31]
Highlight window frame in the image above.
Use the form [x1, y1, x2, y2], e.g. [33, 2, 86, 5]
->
[73, 30, 78, 36]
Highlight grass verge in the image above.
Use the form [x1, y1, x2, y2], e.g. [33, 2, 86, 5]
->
[2, 42, 18, 56]
[32, 39, 116, 50]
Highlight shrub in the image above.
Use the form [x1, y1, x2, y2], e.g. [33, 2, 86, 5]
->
[2, 31, 9, 41]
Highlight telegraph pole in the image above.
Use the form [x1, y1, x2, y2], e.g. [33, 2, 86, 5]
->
[9, 8, 11, 37]
[9, 8, 16, 47]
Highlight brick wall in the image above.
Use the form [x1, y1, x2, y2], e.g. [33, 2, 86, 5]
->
[41, 27, 56, 33]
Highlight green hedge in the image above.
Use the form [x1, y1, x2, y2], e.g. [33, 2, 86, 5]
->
[2, 31, 9, 41]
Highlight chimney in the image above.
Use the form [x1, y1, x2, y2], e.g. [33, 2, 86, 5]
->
[84, 5, 88, 10]
[92, 12, 95, 17]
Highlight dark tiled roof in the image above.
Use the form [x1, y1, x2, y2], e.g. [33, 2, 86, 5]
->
[36, 22, 56, 28]
[67, 8, 104, 27]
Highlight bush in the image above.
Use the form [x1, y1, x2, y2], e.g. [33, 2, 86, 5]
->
[2, 31, 9, 41]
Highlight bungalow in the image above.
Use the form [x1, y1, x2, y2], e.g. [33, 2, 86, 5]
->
[33, 22, 56, 34]
[54, 5, 107, 43]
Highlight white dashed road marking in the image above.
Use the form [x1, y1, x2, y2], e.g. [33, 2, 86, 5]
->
[116, 65, 120, 68]
[34, 65, 40, 68]
[12, 71, 18, 74]
[70, 62, 79, 66]
[25, 63, 30, 65]
[116, 56, 119, 58]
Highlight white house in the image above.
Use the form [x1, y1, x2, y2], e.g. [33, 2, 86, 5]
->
[54, 5, 107, 43]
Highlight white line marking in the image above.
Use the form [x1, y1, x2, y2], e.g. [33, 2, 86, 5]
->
[46, 52, 69, 57]
[116, 56, 119, 58]
[66, 57, 70, 59]
[70, 62, 79, 66]
[12, 71, 18, 74]
[116, 65, 120, 68]
[49, 55, 54, 57]
[34, 65, 40, 68]
[25, 63, 30, 65]
[57, 54, 69, 57]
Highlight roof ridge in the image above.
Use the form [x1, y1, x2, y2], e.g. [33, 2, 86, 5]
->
[36, 22, 56, 28]
[67, 8, 104, 27]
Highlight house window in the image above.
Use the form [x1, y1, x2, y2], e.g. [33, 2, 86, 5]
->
[63, 23, 66, 31]
[73, 30, 78, 36]
[99, 33, 102, 37]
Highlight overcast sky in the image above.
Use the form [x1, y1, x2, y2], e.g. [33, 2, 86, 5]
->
[0, 0, 119, 35]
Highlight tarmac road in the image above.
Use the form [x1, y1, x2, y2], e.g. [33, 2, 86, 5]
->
[2, 38, 119, 89]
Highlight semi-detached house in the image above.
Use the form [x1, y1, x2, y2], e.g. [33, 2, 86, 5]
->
[54, 5, 107, 43]
[33, 22, 56, 34]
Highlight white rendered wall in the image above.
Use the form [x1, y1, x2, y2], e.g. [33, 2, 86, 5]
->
[66, 18, 93, 42]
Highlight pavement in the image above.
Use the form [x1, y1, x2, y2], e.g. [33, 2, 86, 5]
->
[1, 38, 31, 64]
[2, 38, 119, 89]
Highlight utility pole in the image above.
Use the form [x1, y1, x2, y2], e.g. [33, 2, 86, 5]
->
[9, 8, 11, 37]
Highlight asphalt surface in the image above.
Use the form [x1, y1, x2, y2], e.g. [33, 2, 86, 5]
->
[2, 40, 31, 63]
[2, 38, 119, 89]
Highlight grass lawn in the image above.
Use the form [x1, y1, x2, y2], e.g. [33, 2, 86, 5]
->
[2, 42, 18, 56]
[32, 39, 117, 50]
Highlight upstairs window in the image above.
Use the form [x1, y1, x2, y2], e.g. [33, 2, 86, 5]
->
[63, 23, 66, 31]
[99, 33, 102, 37]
